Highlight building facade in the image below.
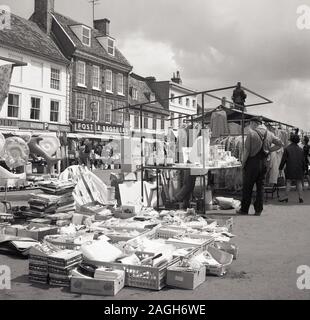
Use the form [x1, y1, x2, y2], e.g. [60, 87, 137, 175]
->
[148, 71, 198, 130]
[129, 73, 170, 138]
[35, 0, 133, 142]
[0, 12, 70, 136]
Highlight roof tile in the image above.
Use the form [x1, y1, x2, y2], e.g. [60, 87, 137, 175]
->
[0, 13, 68, 64]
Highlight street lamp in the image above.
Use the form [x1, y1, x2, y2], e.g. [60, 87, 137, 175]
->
[90, 101, 98, 135]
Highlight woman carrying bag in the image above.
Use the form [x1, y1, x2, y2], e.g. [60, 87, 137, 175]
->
[279, 134, 305, 203]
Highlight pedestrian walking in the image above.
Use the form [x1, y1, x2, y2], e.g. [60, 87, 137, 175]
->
[302, 136, 310, 190]
[279, 134, 305, 203]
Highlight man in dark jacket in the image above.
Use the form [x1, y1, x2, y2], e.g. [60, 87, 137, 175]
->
[232, 82, 247, 111]
[237, 117, 283, 215]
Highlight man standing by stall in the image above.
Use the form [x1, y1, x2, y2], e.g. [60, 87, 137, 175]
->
[237, 117, 283, 216]
[232, 82, 247, 111]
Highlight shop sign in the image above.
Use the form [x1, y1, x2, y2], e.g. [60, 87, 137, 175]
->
[74, 121, 129, 135]
[19, 121, 44, 130]
[0, 118, 18, 127]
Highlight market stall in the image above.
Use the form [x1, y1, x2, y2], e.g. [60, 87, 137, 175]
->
[0, 165, 238, 296]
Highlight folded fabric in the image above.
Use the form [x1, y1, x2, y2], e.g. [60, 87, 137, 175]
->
[81, 240, 123, 263]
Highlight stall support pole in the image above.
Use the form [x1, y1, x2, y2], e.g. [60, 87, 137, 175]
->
[140, 105, 144, 204]
[201, 93, 206, 214]
[156, 168, 160, 210]
[241, 108, 245, 157]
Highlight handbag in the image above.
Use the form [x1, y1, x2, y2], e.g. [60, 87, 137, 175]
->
[277, 173, 286, 187]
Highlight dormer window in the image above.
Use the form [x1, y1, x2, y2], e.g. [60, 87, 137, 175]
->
[132, 88, 138, 100]
[82, 26, 91, 46]
[150, 93, 155, 102]
[108, 38, 115, 55]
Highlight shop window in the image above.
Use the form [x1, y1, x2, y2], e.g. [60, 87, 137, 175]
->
[105, 69, 113, 92]
[51, 68, 60, 90]
[76, 98, 86, 120]
[50, 100, 60, 122]
[91, 101, 99, 121]
[7, 93, 20, 118]
[117, 73, 124, 95]
[92, 65, 100, 90]
[104, 102, 112, 122]
[30, 97, 40, 120]
[77, 61, 86, 87]
[112, 110, 123, 125]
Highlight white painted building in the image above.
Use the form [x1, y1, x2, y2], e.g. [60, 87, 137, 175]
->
[148, 71, 198, 130]
[0, 12, 70, 135]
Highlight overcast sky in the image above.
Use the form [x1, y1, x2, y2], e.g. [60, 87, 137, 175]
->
[4, 0, 310, 130]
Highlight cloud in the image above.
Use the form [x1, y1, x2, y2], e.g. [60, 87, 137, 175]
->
[4, 0, 310, 129]
[119, 33, 178, 78]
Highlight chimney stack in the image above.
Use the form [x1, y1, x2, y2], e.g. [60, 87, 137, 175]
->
[94, 18, 110, 36]
[145, 76, 156, 82]
[32, 0, 55, 35]
[171, 71, 182, 84]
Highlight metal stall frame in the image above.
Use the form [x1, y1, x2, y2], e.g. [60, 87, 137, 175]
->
[112, 84, 274, 213]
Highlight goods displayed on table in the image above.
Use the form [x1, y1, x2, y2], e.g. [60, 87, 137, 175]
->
[0, 164, 240, 296]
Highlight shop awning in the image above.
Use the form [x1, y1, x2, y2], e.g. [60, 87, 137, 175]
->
[67, 132, 123, 140]
[0, 128, 57, 136]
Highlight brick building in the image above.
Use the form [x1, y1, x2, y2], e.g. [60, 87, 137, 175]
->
[128, 73, 170, 138]
[148, 71, 198, 130]
[31, 0, 132, 143]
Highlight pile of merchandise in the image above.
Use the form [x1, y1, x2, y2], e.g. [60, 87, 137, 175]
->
[26, 180, 76, 219]
[0, 166, 239, 296]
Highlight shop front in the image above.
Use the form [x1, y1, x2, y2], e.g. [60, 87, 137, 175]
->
[69, 121, 131, 170]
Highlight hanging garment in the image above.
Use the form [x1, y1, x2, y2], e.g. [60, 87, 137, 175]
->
[210, 110, 229, 138]
[228, 123, 242, 135]
[268, 148, 283, 184]
[177, 127, 188, 163]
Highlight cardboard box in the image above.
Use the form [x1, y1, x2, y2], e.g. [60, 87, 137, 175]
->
[18, 223, 58, 241]
[166, 265, 206, 290]
[214, 242, 238, 260]
[204, 246, 233, 276]
[71, 275, 125, 296]
[122, 204, 141, 215]
[4, 225, 26, 236]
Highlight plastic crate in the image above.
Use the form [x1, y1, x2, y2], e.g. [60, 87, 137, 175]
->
[44, 235, 82, 251]
[165, 238, 214, 252]
[154, 227, 187, 240]
[85, 253, 180, 291]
